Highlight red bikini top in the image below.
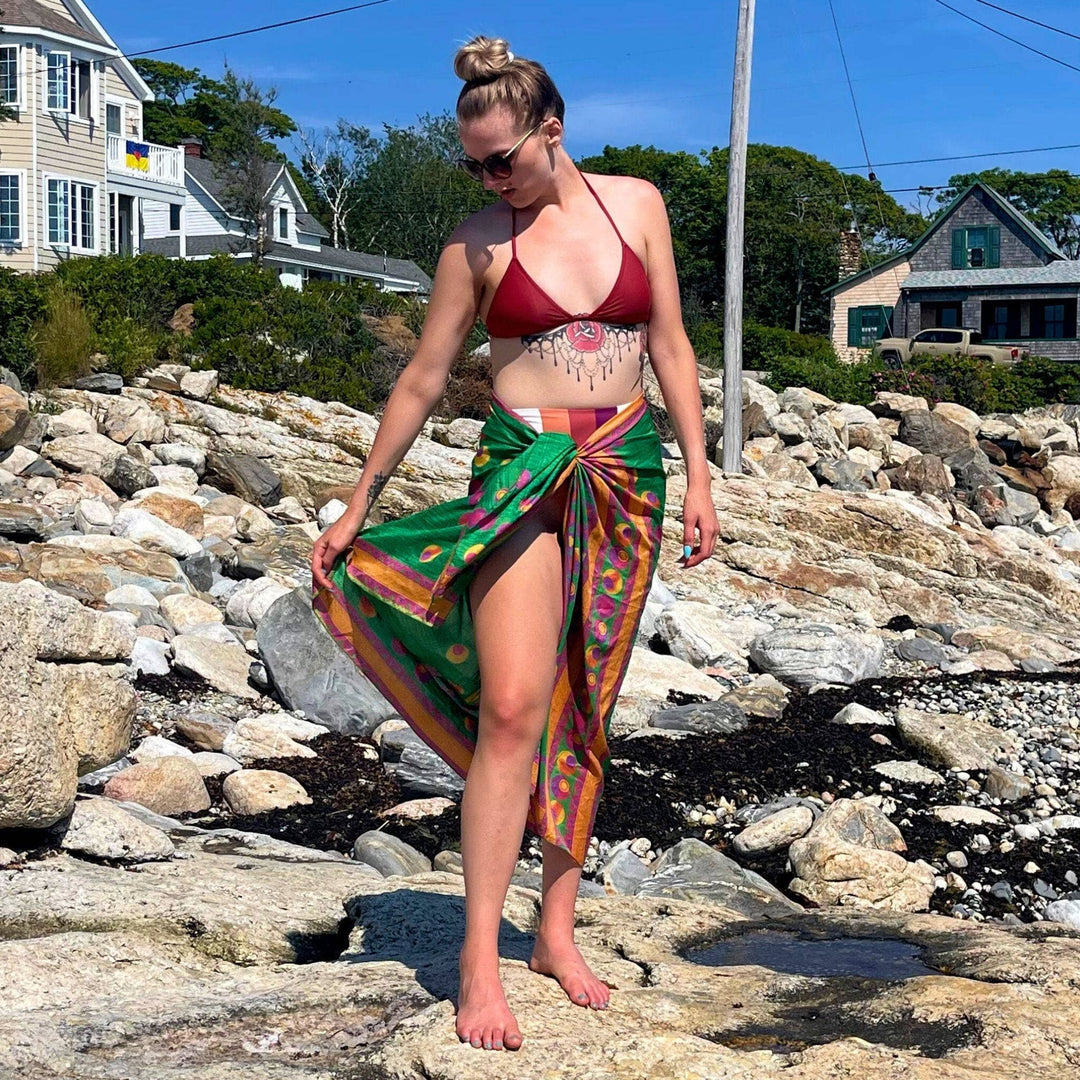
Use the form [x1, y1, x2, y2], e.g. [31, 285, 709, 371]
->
[483, 171, 652, 339]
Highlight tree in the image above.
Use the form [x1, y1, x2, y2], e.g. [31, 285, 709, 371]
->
[205, 68, 296, 267]
[938, 168, 1080, 258]
[298, 121, 377, 249]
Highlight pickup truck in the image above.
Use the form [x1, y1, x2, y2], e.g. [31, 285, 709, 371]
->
[874, 328, 1026, 368]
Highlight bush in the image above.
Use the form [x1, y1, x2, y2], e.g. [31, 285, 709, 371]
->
[93, 315, 162, 380]
[763, 352, 884, 405]
[31, 282, 94, 388]
[0, 269, 46, 384]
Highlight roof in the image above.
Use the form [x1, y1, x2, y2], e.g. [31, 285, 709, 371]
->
[184, 156, 329, 238]
[902, 262, 1080, 290]
[142, 234, 432, 290]
[0, 0, 110, 46]
[825, 180, 1068, 296]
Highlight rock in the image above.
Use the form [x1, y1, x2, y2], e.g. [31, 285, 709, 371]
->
[788, 798, 936, 911]
[171, 635, 259, 699]
[221, 769, 312, 814]
[130, 490, 204, 538]
[815, 457, 874, 492]
[159, 593, 223, 633]
[73, 373, 123, 393]
[317, 498, 348, 528]
[47, 406, 97, 438]
[102, 757, 211, 816]
[748, 623, 884, 686]
[43, 432, 124, 477]
[0, 385, 30, 450]
[732, 805, 814, 856]
[225, 576, 291, 628]
[205, 452, 282, 507]
[830, 702, 890, 726]
[235, 502, 275, 542]
[635, 837, 802, 916]
[256, 587, 397, 734]
[890, 455, 954, 496]
[379, 796, 456, 821]
[238, 713, 328, 743]
[433, 849, 464, 874]
[1044, 899, 1080, 931]
[149, 463, 199, 494]
[950, 625, 1079, 664]
[232, 525, 312, 584]
[112, 507, 202, 559]
[221, 725, 315, 765]
[179, 369, 218, 401]
[74, 497, 114, 535]
[871, 759, 946, 786]
[0, 501, 55, 541]
[352, 830, 432, 877]
[0, 579, 135, 829]
[151, 442, 206, 473]
[58, 797, 175, 862]
[932, 805, 1004, 826]
[719, 676, 788, 718]
[131, 636, 171, 676]
[985, 766, 1033, 802]
[97, 396, 165, 445]
[895, 706, 1022, 770]
[174, 711, 237, 752]
[895, 636, 947, 664]
[190, 751, 242, 777]
[933, 401, 982, 434]
[654, 601, 749, 670]
[758, 452, 818, 489]
[612, 647, 724, 733]
[898, 410, 975, 457]
[649, 699, 748, 735]
[393, 741, 465, 799]
[100, 453, 158, 497]
[602, 847, 652, 895]
[130, 735, 194, 763]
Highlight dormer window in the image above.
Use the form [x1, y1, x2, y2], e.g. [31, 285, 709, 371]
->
[278, 207, 289, 240]
[952, 225, 1000, 269]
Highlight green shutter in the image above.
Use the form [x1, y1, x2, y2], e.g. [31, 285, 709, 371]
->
[847, 306, 860, 346]
[951, 228, 965, 269]
[988, 225, 1000, 268]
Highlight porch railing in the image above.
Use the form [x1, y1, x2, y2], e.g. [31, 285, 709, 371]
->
[106, 134, 184, 186]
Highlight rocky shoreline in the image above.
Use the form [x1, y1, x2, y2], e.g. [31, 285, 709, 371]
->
[3, 357, 1080, 1077]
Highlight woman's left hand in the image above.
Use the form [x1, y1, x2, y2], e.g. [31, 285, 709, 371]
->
[679, 478, 719, 569]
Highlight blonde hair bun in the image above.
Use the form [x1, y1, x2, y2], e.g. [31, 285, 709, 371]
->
[454, 35, 514, 82]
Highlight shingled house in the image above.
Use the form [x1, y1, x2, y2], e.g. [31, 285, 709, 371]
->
[826, 181, 1080, 363]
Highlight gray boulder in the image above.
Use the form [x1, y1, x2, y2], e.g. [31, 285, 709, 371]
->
[649, 699, 748, 735]
[205, 452, 282, 507]
[352, 830, 432, 877]
[749, 623, 884, 686]
[256, 587, 396, 735]
[899, 410, 975, 457]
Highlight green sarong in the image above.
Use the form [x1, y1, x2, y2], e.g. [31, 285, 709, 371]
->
[312, 393, 666, 864]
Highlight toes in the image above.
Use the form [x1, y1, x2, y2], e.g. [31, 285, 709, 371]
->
[504, 1027, 524, 1050]
[491, 1025, 504, 1051]
[469, 1026, 483, 1049]
[482, 1025, 496, 1051]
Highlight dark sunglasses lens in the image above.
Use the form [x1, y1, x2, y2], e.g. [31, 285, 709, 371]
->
[459, 158, 484, 182]
[484, 157, 513, 180]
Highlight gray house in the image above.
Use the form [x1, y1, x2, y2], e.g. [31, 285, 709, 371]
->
[142, 146, 431, 296]
[826, 181, 1080, 362]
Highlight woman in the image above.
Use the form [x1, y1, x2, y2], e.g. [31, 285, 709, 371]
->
[311, 34, 718, 1053]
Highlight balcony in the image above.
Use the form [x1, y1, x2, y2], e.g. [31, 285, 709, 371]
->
[106, 134, 184, 188]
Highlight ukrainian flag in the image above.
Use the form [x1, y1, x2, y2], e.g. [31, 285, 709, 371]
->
[125, 141, 150, 172]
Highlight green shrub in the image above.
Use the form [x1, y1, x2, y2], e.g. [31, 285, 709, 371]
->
[762, 352, 884, 405]
[0, 269, 46, 384]
[93, 315, 162, 380]
[31, 283, 94, 388]
[687, 318, 723, 362]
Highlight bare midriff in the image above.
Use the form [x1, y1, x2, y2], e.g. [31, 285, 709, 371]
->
[486, 320, 648, 410]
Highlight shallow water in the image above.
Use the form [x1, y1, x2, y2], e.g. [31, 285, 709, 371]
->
[685, 928, 941, 978]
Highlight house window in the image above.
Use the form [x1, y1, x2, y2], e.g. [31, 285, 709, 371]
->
[278, 207, 289, 239]
[106, 102, 122, 135]
[169, 204, 181, 231]
[1044, 303, 1065, 338]
[0, 47, 18, 107]
[846, 304, 893, 347]
[46, 52, 69, 111]
[923, 302, 963, 329]
[951, 225, 1001, 269]
[0, 174, 21, 244]
[46, 178, 95, 251]
[71, 59, 91, 119]
[981, 301, 1021, 339]
[1030, 299, 1077, 339]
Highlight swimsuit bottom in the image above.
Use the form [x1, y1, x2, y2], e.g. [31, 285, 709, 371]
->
[312, 391, 666, 865]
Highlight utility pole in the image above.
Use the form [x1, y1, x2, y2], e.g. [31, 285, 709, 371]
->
[721, 0, 756, 474]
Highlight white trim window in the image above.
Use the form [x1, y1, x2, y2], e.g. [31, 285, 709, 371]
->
[0, 46, 21, 110]
[0, 172, 23, 245]
[45, 51, 93, 120]
[278, 206, 289, 241]
[45, 176, 97, 252]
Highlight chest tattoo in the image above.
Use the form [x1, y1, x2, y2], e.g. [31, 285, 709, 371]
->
[521, 321, 647, 391]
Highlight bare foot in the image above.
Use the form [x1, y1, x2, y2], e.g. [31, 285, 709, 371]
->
[456, 950, 523, 1051]
[529, 934, 611, 1010]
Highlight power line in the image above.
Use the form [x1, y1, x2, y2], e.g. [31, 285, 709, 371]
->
[119, 0, 393, 60]
[839, 140, 1080, 171]
[972, 0, 1080, 43]
[931, 0, 1080, 75]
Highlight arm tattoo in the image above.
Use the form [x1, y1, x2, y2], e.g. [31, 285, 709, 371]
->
[521, 320, 645, 391]
[365, 470, 391, 512]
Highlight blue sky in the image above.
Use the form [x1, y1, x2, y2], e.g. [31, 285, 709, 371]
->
[97, 0, 1080, 213]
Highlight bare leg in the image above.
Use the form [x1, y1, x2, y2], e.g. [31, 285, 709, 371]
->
[456, 499, 564, 1051]
[528, 840, 611, 1009]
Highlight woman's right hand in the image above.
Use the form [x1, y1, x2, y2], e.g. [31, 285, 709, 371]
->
[311, 514, 364, 592]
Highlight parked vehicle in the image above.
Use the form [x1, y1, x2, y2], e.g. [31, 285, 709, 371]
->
[875, 328, 1026, 368]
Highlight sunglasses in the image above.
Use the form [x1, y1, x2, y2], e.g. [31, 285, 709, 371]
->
[457, 120, 545, 183]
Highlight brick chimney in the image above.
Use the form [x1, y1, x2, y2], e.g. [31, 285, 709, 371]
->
[838, 224, 862, 280]
[180, 137, 203, 158]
